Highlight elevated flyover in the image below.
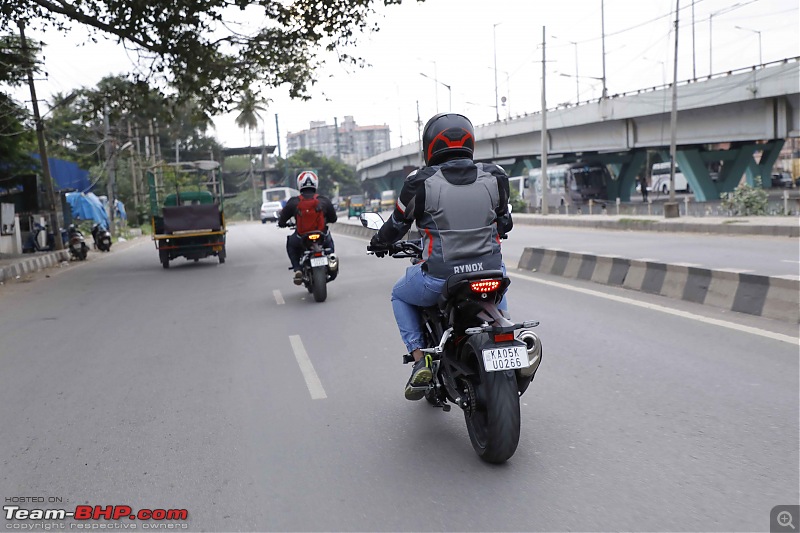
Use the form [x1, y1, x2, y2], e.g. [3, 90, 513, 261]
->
[357, 58, 800, 202]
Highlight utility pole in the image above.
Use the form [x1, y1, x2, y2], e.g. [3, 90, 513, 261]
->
[19, 21, 63, 250]
[665, 0, 681, 218]
[334, 117, 341, 161]
[104, 104, 117, 236]
[540, 27, 548, 215]
[274, 114, 282, 158]
[128, 121, 139, 219]
[691, 0, 696, 79]
[601, 0, 608, 99]
[493, 23, 501, 122]
[416, 100, 423, 166]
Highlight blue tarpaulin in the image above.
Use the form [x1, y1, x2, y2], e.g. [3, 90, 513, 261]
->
[66, 192, 109, 229]
[31, 155, 91, 192]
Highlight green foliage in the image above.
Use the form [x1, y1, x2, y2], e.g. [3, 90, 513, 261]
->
[509, 188, 527, 214]
[1, 1, 417, 114]
[0, 93, 35, 180]
[721, 178, 769, 216]
[279, 149, 359, 197]
[0, 34, 38, 86]
[234, 89, 269, 133]
[224, 189, 261, 221]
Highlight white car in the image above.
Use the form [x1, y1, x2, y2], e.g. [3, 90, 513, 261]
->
[260, 187, 300, 223]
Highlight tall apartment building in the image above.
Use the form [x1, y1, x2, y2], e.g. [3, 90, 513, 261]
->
[286, 116, 391, 166]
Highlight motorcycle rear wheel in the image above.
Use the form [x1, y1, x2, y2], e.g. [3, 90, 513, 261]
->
[311, 266, 327, 302]
[462, 335, 521, 464]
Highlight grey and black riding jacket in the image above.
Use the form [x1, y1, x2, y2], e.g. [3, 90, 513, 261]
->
[375, 158, 513, 279]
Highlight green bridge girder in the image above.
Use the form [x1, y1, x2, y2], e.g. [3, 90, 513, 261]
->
[480, 140, 786, 203]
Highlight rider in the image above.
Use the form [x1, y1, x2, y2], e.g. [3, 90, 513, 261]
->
[368, 113, 513, 400]
[278, 171, 338, 285]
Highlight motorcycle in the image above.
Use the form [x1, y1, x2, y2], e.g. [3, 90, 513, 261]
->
[284, 222, 339, 303]
[24, 222, 67, 253]
[362, 212, 542, 464]
[67, 224, 89, 261]
[91, 223, 112, 252]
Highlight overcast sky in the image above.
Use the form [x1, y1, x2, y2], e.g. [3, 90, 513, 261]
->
[8, 0, 800, 153]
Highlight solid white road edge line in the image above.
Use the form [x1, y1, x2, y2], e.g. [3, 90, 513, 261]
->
[273, 289, 285, 305]
[289, 335, 328, 399]
[508, 270, 799, 346]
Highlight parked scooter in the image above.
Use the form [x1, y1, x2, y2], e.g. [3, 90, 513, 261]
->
[91, 224, 112, 252]
[67, 224, 89, 260]
[24, 222, 67, 253]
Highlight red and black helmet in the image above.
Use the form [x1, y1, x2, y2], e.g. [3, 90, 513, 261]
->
[421, 113, 475, 166]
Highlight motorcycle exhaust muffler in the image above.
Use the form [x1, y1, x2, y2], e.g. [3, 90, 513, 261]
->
[516, 330, 542, 378]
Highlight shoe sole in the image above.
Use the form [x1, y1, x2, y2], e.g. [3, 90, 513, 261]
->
[404, 367, 432, 401]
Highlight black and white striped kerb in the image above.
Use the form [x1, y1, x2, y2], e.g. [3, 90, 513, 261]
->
[518, 247, 799, 323]
[0, 251, 70, 283]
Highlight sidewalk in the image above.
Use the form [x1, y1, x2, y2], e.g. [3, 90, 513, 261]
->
[0, 233, 144, 284]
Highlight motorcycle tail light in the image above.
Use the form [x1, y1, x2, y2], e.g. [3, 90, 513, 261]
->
[308, 234, 321, 241]
[470, 279, 501, 293]
[494, 333, 514, 342]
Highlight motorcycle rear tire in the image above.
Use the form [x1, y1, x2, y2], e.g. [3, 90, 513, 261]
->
[463, 335, 521, 464]
[311, 266, 327, 302]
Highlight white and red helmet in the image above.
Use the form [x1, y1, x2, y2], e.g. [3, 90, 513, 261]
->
[296, 170, 319, 191]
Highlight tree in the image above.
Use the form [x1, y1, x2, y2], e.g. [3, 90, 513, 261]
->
[281, 149, 359, 197]
[0, 34, 38, 181]
[0, 0, 416, 114]
[234, 89, 269, 139]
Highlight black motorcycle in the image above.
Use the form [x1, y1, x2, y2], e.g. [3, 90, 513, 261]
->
[91, 224, 112, 252]
[362, 214, 542, 463]
[285, 223, 339, 303]
[67, 224, 89, 261]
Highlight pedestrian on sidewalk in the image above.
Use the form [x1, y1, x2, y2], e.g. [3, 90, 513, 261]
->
[639, 175, 649, 202]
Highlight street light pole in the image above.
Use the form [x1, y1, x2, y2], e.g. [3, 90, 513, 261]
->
[735, 25, 762, 65]
[18, 21, 63, 250]
[493, 22, 502, 122]
[601, 0, 608, 99]
[540, 27, 548, 216]
[419, 72, 451, 112]
[666, 0, 681, 218]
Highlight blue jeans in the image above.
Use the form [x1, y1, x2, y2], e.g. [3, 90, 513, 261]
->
[391, 263, 508, 353]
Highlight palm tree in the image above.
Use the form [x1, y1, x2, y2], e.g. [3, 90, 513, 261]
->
[234, 88, 269, 145]
[234, 88, 269, 204]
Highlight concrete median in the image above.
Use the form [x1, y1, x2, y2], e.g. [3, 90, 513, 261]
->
[517, 247, 799, 323]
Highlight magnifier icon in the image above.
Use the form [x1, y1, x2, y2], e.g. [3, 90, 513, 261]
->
[778, 511, 796, 530]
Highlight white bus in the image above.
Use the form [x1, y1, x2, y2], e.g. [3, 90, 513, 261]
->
[651, 162, 690, 194]
[524, 163, 611, 208]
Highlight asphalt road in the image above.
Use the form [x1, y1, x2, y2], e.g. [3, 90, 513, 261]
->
[1, 223, 797, 532]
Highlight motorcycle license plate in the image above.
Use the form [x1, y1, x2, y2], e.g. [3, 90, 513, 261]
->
[310, 256, 328, 267]
[482, 346, 529, 372]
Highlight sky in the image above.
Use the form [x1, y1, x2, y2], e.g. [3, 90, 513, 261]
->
[8, 0, 800, 153]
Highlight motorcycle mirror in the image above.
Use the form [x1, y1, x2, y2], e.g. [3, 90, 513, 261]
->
[360, 212, 384, 230]
[507, 203, 513, 214]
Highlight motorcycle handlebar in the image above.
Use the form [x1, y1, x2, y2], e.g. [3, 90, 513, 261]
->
[368, 240, 422, 259]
